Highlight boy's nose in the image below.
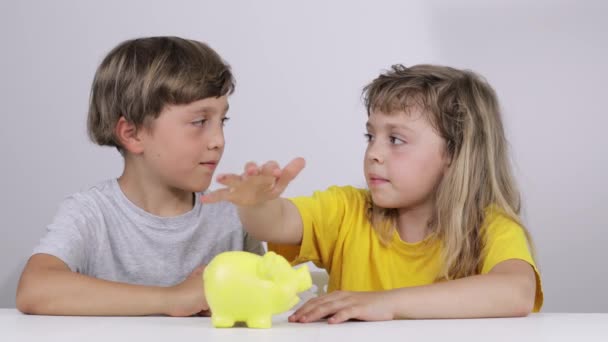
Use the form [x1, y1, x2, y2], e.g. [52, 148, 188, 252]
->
[207, 130, 225, 150]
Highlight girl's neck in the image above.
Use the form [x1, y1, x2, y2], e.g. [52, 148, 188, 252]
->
[396, 201, 434, 243]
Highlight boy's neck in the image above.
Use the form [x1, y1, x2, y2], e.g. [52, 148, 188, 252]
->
[118, 162, 194, 218]
[396, 201, 433, 243]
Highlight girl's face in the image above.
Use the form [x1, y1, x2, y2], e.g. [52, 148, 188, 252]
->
[364, 108, 450, 210]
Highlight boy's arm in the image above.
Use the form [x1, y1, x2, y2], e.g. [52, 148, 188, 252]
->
[16, 254, 207, 317]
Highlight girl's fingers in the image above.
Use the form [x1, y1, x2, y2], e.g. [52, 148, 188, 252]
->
[200, 188, 232, 204]
[216, 174, 242, 187]
[244, 162, 260, 176]
[328, 306, 359, 324]
[290, 291, 344, 322]
[261, 161, 281, 177]
[298, 298, 348, 323]
[275, 157, 306, 190]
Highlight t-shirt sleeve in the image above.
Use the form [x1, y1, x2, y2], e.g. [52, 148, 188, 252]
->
[275, 186, 350, 271]
[32, 196, 94, 273]
[243, 230, 265, 256]
[481, 212, 544, 312]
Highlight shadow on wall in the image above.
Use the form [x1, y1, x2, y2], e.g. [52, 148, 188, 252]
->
[1, 262, 25, 308]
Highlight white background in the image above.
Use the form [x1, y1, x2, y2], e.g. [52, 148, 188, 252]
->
[1, 0, 606, 312]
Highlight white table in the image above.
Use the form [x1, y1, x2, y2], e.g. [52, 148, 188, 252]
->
[1, 309, 607, 342]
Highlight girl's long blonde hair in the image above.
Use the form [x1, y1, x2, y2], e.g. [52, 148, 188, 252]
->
[363, 64, 532, 280]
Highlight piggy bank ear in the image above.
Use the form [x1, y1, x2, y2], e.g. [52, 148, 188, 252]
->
[257, 251, 291, 280]
[257, 251, 278, 279]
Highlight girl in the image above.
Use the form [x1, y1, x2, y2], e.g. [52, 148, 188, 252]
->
[201, 64, 543, 323]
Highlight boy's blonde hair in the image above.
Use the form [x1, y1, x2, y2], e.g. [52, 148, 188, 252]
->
[87, 36, 235, 151]
[363, 64, 532, 280]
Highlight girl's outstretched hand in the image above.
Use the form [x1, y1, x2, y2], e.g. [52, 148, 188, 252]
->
[200, 157, 306, 207]
[289, 290, 397, 324]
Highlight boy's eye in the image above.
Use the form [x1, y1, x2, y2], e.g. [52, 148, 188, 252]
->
[192, 119, 207, 126]
[364, 133, 374, 142]
[389, 136, 406, 145]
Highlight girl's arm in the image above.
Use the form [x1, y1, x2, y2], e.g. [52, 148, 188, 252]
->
[237, 198, 303, 244]
[388, 259, 536, 319]
[201, 158, 306, 244]
[290, 259, 536, 323]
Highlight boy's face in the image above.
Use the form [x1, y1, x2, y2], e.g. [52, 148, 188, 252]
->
[138, 96, 229, 193]
[363, 108, 449, 210]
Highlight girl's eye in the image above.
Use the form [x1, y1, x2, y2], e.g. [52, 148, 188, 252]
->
[389, 136, 406, 145]
[364, 133, 374, 142]
[221, 117, 230, 126]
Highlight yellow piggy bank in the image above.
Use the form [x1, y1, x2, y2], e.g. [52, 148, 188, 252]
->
[203, 251, 312, 328]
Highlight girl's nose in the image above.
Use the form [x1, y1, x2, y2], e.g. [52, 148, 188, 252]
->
[366, 144, 384, 164]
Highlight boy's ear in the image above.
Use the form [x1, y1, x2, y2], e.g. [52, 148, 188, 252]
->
[115, 116, 144, 154]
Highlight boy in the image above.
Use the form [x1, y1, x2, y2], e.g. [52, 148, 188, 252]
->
[16, 36, 263, 316]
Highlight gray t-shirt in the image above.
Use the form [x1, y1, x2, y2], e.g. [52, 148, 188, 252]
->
[32, 179, 264, 286]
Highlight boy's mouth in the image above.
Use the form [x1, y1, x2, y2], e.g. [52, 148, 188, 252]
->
[200, 161, 218, 169]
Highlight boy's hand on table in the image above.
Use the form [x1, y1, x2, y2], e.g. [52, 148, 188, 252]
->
[165, 266, 209, 317]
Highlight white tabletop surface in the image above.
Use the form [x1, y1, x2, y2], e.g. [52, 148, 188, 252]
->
[1, 309, 607, 342]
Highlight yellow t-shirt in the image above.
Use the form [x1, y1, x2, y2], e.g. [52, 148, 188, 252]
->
[269, 185, 543, 312]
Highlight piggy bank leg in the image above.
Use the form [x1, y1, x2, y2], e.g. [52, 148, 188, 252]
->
[246, 315, 272, 329]
[211, 314, 236, 328]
